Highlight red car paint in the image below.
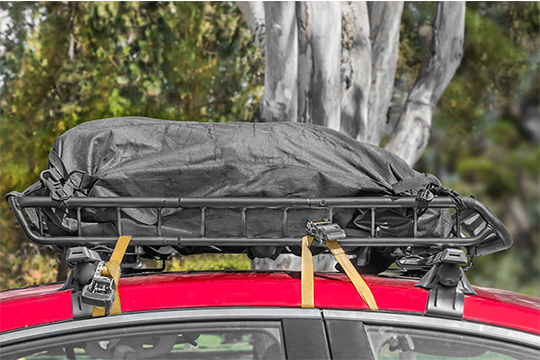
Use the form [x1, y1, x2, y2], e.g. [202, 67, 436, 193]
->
[1, 272, 539, 334]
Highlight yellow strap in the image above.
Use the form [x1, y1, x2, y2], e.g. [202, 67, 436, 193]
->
[301, 235, 314, 308]
[325, 240, 378, 311]
[92, 235, 132, 317]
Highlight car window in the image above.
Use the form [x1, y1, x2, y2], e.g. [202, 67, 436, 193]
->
[3, 321, 285, 360]
[364, 325, 539, 360]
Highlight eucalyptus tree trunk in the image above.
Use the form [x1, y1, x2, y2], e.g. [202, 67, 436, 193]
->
[385, 2, 465, 164]
[259, 2, 298, 122]
[296, 2, 312, 124]
[366, 1, 404, 145]
[239, 1, 466, 271]
[310, 2, 342, 131]
[237, 2, 265, 57]
[239, 0, 465, 166]
[340, 1, 371, 141]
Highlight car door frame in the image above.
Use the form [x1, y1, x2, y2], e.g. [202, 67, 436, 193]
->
[0, 307, 332, 359]
[322, 309, 540, 359]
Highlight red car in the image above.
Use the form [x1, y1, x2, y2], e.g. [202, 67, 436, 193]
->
[2, 126, 539, 359]
[1, 270, 539, 359]
[2, 192, 540, 359]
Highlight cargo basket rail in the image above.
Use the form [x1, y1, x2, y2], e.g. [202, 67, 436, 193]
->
[7, 194, 512, 257]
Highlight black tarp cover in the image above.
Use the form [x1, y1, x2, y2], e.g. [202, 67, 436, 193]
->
[42, 117, 452, 240]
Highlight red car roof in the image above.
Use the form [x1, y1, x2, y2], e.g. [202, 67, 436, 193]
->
[1, 272, 539, 334]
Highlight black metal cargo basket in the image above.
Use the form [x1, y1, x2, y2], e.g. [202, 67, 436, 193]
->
[7, 193, 512, 258]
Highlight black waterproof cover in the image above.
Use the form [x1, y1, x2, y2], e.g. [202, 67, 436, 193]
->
[36, 117, 452, 243]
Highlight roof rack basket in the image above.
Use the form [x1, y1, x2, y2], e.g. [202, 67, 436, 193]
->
[7, 194, 512, 257]
[7, 193, 514, 319]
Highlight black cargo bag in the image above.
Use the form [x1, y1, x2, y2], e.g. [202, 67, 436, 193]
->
[17, 117, 453, 254]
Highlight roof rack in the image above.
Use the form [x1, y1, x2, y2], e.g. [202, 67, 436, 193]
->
[7, 192, 513, 320]
[7, 194, 511, 256]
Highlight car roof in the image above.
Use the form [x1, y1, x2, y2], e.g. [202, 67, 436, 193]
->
[1, 272, 539, 335]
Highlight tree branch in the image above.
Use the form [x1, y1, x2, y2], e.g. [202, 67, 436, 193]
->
[237, 1, 266, 57]
[385, 1, 465, 165]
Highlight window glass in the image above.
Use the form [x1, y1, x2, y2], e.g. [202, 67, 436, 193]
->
[4, 321, 285, 360]
[364, 325, 539, 360]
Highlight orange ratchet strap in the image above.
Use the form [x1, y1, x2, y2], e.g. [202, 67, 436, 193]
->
[302, 219, 378, 311]
[326, 240, 378, 311]
[92, 235, 132, 317]
[301, 235, 315, 308]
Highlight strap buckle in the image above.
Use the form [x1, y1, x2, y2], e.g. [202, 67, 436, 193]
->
[40, 168, 73, 201]
[306, 219, 346, 244]
[81, 262, 116, 313]
[416, 187, 435, 203]
[63, 236, 132, 319]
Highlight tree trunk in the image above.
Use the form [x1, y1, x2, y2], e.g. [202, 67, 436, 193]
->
[366, 1, 404, 145]
[237, 1, 266, 57]
[385, 2, 465, 165]
[296, 2, 312, 124]
[259, 2, 298, 122]
[340, 1, 371, 141]
[309, 2, 342, 131]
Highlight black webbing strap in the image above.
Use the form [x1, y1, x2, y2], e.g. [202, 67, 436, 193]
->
[393, 175, 468, 211]
[48, 149, 69, 179]
[391, 175, 438, 196]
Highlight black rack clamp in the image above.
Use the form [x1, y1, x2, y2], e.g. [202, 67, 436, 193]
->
[416, 248, 477, 319]
[61, 247, 115, 319]
[306, 219, 346, 244]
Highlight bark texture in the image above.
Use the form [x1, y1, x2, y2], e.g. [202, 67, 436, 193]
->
[296, 2, 312, 124]
[240, 1, 466, 165]
[259, 2, 298, 122]
[366, 1, 404, 145]
[237, 2, 266, 57]
[310, 2, 342, 131]
[340, 1, 371, 140]
[385, 2, 465, 165]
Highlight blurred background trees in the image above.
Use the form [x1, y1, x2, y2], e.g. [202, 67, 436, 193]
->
[0, 2, 538, 296]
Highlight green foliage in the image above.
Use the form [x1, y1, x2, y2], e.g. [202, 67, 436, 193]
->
[0, 2, 538, 297]
[0, 1, 261, 289]
[411, 2, 540, 296]
[165, 254, 251, 272]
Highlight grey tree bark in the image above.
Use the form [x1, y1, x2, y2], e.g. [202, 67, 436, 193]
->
[259, 2, 298, 122]
[310, 2, 342, 131]
[340, 1, 371, 141]
[296, 2, 312, 124]
[237, 2, 266, 57]
[385, 2, 465, 165]
[366, 1, 404, 145]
